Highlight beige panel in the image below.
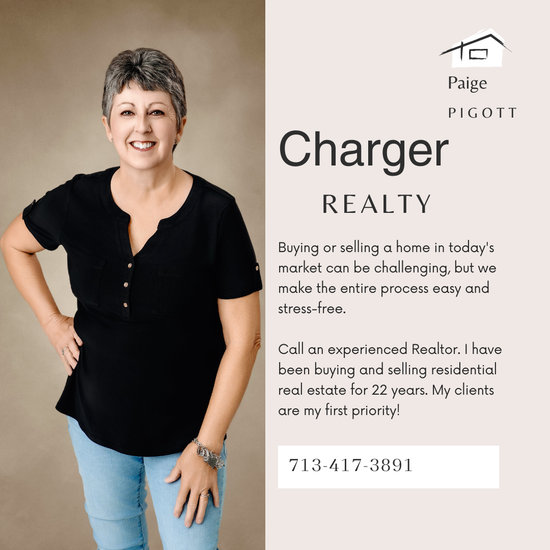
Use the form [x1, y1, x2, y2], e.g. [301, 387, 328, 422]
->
[0, 1, 264, 549]
[266, 1, 547, 549]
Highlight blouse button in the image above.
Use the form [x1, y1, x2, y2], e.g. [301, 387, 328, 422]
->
[123, 302, 128, 308]
[128, 262, 133, 268]
[255, 265, 259, 271]
[123, 282, 129, 288]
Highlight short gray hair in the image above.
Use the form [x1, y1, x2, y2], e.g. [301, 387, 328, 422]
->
[102, 48, 187, 130]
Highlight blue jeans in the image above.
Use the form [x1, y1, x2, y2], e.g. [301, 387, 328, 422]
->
[68, 417, 226, 550]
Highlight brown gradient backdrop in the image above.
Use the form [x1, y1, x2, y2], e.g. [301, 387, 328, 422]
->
[0, 1, 264, 548]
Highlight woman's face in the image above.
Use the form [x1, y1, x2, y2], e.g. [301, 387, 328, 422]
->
[102, 82, 185, 172]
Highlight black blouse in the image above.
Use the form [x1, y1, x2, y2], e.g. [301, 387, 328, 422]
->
[23, 167, 262, 456]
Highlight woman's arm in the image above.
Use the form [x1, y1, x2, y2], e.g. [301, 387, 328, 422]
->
[0, 215, 82, 374]
[165, 290, 261, 526]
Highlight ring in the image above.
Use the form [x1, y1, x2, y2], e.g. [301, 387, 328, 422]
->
[200, 493, 209, 499]
[62, 347, 68, 356]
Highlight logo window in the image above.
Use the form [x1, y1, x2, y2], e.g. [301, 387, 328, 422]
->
[469, 49, 488, 60]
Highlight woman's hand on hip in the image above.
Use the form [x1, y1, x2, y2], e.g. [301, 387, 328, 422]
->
[164, 441, 220, 527]
[43, 313, 83, 376]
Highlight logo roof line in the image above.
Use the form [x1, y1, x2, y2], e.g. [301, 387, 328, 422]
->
[440, 33, 511, 56]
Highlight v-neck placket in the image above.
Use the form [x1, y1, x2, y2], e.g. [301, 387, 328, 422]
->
[100, 167, 201, 319]
[117, 214, 135, 317]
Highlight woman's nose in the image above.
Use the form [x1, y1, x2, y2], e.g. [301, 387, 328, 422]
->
[135, 113, 151, 133]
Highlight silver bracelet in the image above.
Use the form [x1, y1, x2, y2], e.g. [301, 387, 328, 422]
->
[193, 438, 225, 469]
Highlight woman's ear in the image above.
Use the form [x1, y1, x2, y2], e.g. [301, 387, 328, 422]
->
[102, 116, 113, 142]
[176, 116, 187, 143]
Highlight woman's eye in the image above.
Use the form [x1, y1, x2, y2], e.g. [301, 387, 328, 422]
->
[150, 110, 164, 116]
[121, 110, 134, 116]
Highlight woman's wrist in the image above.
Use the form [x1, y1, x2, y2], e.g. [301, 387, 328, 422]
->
[192, 438, 225, 469]
[39, 308, 63, 330]
[195, 429, 225, 455]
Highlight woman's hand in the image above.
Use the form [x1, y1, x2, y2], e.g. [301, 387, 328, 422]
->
[164, 441, 220, 527]
[43, 313, 83, 375]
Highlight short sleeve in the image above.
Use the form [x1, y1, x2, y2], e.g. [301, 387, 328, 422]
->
[215, 199, 262, 299]
[22, 181, 72, 251]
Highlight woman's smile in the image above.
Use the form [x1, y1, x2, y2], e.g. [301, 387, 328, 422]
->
[130, 140, 156, 151]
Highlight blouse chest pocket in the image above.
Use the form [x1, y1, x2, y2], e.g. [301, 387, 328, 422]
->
[152, 263, 211, 316]
[67, 249, 106, 307]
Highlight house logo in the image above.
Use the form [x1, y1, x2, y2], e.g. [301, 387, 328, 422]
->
[440, 29, 510, 68]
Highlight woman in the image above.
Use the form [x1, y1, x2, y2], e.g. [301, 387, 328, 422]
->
[0, 48, 262, 550]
